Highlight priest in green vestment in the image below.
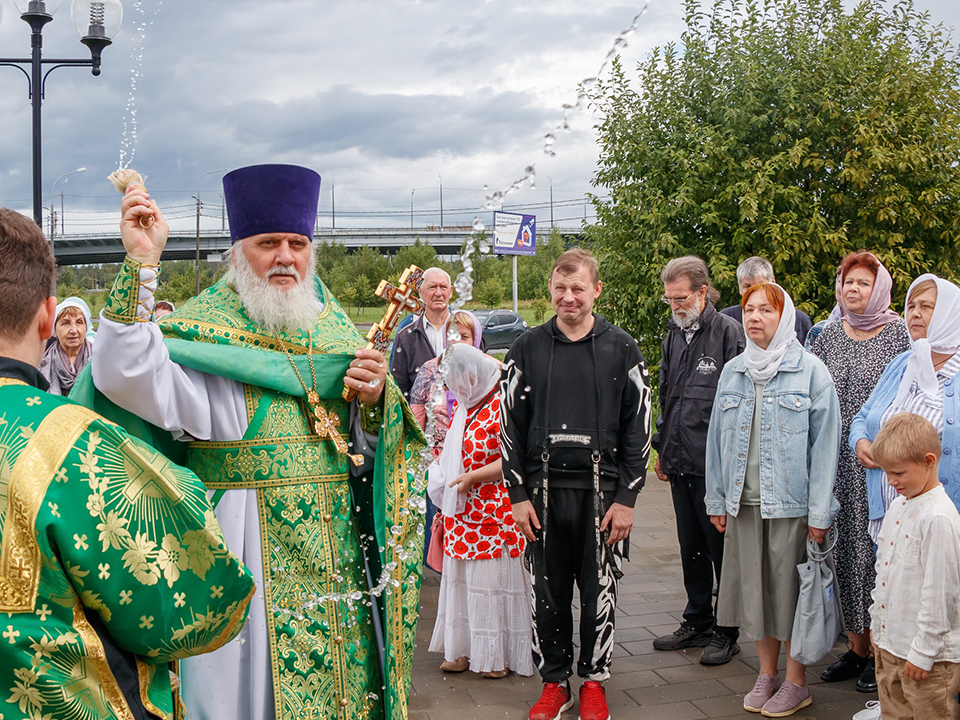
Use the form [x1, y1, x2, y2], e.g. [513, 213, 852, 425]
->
[80, 164, 427, 720]
[0, 207, 255, 720]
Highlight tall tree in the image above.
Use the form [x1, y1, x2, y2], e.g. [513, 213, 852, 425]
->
[588, 0, 960, 378]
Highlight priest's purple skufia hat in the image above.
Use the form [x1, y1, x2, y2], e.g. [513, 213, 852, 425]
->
[223, 164, 321, 243]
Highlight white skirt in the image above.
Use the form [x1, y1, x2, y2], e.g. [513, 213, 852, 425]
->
[428, 553, 534, 676]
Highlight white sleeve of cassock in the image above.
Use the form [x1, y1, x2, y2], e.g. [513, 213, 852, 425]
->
[92, 314, 246, 442]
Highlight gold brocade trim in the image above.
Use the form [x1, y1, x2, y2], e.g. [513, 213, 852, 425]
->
[72, 601, 136, 720]
[188, 435, 350, 490]
[136, 659, 171, 720]
[319, 484, 348, 717]
[0, 403, 98, 611]
[0, 378, 28, 388]
[103, 256, 148, 325]
[201, 581, 257, 654]
[257, 487, 284, 720]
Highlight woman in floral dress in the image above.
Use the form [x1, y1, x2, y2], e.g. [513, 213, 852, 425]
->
[810, 251, 909, 692]
[427, 343, 532, 678]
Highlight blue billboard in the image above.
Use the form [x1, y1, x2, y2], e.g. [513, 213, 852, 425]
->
[493, 211, 536, 256]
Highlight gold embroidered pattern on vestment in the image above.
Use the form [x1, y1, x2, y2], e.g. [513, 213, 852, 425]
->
[70, 600, 136, 719]
[0, 403, 97, 611]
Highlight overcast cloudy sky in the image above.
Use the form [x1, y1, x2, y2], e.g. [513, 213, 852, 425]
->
[0, 0, 958, 235]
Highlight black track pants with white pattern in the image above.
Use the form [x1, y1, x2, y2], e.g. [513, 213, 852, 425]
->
[526, 486, 624, 683]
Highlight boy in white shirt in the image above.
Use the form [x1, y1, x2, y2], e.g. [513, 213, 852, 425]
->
[870, 412, 960, 720]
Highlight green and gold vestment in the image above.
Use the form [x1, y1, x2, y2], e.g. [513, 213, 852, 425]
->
[0, 377, 255, 720]
[76, 258, 427, 720]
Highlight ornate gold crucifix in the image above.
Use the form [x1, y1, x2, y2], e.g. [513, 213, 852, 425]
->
[342, 265, 425, 401]
[310, 403, 365, 467]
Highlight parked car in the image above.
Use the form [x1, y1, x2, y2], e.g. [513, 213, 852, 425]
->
[472, 309, 528, 350]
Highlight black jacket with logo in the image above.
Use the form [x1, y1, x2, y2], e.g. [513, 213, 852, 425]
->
[501, 314, 652, 507]
[652, 302, 745, 477]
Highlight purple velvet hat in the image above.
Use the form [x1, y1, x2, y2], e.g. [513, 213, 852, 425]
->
[223, 164, 321, 243]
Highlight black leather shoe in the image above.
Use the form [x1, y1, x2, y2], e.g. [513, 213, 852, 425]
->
[700, 632, 741, 665]
[820, 650, 869, 683]
[856, 657, 878, 693]
[652, 622, 714, 651]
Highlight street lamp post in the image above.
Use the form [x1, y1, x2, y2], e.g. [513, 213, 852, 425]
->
[194, 168, 228, 295]
[0, 0, 123, 227]
[50, 165, 86, 244]
[548, 176, 554, 228]
[438, 174, 443, 229]
[410, 189, 415, 230]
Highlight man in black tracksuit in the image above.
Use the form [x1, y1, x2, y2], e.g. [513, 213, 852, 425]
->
[502, 249, 651, 720]
[651, 256, 745, 665]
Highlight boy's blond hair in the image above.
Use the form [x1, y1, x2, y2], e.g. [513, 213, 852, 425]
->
[873, 412, 942, 468]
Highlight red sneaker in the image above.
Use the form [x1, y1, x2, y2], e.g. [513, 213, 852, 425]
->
[578, 681, 610, 720]
[529, 682, 574, 720]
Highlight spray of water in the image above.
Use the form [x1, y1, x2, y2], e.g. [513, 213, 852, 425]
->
[117, 0, 164, 169]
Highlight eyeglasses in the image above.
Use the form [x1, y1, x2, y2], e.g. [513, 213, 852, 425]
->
[660, 290, 699, 306]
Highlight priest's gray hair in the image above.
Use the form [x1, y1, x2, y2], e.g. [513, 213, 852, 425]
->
[225, 242, 320, 334]
[736, 256, 775, 284]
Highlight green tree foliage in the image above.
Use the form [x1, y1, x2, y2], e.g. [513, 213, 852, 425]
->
[532, 298, 550, 323]
[476, 277, 505, 308]
[392, 238, 440, 277]
[588, 0, 960, 380]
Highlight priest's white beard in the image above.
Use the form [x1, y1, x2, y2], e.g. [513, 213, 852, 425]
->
[226, 244, 320, 334]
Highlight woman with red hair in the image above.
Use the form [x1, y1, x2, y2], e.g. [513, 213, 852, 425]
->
[809, 251, 909, 692]
[706, 283, 841, 717]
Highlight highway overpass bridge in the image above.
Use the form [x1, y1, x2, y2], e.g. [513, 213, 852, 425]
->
[50, 226, 585, 265]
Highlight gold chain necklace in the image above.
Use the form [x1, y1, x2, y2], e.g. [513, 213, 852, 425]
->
[273, 330, 364, 467]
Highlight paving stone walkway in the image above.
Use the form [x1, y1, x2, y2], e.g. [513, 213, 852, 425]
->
[410, 476, 875, 720]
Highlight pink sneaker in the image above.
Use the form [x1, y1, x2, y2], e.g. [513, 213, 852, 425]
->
[744, 673, 782, 713]
[760, 680, 811, 717]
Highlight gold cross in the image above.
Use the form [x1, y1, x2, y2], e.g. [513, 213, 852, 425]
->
[120, 440, 186, 505]
[343, 265, 425, 401]
[309, 403, 364, 467]
[3, 625, 19, 643]
[9, 555, 31, 581]
[64, 658, 111, 717]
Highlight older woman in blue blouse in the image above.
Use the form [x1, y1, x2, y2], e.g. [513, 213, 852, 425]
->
[706, 282, 840, 717]
[850, 274, 960, 540]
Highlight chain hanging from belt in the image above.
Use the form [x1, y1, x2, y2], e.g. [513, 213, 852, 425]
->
[274, 329, 365, 467]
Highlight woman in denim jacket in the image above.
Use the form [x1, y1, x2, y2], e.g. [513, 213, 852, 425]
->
[849, 274, 960, 539]
[706, 283, 841, 717]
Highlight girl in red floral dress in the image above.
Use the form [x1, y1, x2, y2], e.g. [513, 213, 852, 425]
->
[427, 343, 533, 678]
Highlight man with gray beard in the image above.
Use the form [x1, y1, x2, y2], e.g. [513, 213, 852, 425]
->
[652, 256, 745, 665]
[81, 164, 426, 720]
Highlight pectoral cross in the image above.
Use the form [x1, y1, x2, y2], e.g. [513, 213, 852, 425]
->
[309, 401, 365, 467]
[342, 265, 425, 401]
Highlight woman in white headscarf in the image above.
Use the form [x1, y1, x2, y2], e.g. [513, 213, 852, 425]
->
[427, 343, 532, 679]
[851, 274, 960, 533]
[705, 283, 841, 717]
[39, 296, 94, 395]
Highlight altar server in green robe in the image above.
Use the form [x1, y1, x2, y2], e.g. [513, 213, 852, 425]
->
[80, 164, 426, 720]
[0, 207, 255, 720]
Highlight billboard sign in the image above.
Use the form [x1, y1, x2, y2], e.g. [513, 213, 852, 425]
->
[493, 211, 536, 256]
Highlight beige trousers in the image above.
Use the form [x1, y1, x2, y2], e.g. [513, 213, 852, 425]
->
[875, 646, 960, 720]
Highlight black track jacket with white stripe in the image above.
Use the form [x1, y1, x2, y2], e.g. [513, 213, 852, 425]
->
[500, 314, 652, 508]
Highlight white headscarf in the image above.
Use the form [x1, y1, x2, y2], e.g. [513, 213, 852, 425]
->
[893, 274, 960, 406]
[55, 296, 92, 331]
[742, 283, 798, 384]
[426, 344, 501, 517]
